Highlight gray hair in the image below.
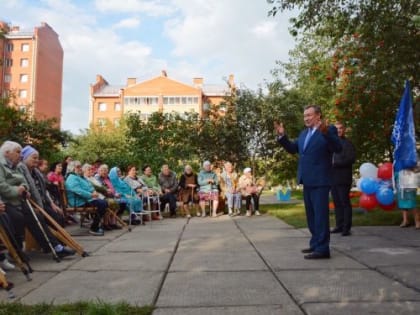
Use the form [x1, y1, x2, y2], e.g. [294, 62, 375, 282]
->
[98, 164, 108, 171]
[0, 141, 22, 155]
[82, 163, 92, 173]
[203, 160, 211, 167]
[66, 160, 82, 174]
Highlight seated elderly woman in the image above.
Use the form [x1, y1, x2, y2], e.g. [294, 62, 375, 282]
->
[65, 161, 107, 236]
[219, 161, 241, 216]
[124, 165, 146, 194]
[109, 167, 143, 223]
[82, 163, 123, 230]
[197, 161, 220, 217]
[178, 165, 199, 218]
[238, 167, 263, 217]
[140, 165, 162, 219]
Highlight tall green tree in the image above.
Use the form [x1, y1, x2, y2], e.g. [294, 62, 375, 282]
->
[0, 97, 70, 160]
[269, 0, 420, 164]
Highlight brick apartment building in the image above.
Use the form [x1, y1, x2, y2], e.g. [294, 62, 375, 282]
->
[0, 21, 63, 127]
[89, 71, 235, 127]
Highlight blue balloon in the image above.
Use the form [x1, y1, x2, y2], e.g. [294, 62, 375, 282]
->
[360, 177, 379, 195]
[376, 188, 395, 205]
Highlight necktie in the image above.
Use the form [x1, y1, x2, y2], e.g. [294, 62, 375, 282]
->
[303, 128, 313, 150]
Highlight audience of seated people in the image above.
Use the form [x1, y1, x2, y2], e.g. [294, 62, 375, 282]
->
[0, 141, 75, 260]
[178, 165, 199, 218]
[0, 138, 273, 281]
[82, 163, 124, 229]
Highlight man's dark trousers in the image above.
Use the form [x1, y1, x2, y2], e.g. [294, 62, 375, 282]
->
[304, 185, 330, 254]
[331, 183, 352, 233]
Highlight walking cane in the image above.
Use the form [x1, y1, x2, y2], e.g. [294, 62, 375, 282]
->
[0, 215, 33, 280]
[29, 200, 88, 257]
[23, 197, 61, 262]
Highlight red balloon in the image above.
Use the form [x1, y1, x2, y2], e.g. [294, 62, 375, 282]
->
[379, 201, 396, 212]
[377, 162, 393, 180]
[359, 193, 378, 211]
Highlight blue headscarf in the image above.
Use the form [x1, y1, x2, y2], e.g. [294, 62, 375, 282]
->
[109, 167, 142, 212]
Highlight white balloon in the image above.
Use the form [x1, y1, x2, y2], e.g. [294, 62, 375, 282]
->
[356, 178, 363, 191]
[359, 162, 378, 178]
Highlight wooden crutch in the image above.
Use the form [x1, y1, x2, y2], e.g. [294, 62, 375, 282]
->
[29, 200, 88, 257]
[0, 223, 32, 280]
[0, 268, 15, 298]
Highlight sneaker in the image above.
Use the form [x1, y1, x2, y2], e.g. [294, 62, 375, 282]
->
[255, 211, 261, 216]
[89, 228, 104, 236]
[57, 246, 76, 258]
[246, 210, 251, 217]
[186, 214, 191, 218]
[196, 212, 201, 217]
[1, 258, 15, 271]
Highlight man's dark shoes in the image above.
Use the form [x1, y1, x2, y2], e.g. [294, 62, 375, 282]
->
[301, 248, 313, 254]
[304, 252, 330, 259]
[57, 246, 76, 258]
[330, 227, 342, 234]
[341, 231, 351, 236]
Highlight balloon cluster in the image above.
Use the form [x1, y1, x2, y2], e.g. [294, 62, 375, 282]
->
[357, 162, 395, 211]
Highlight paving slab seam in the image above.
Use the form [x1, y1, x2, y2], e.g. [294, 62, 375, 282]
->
[155, 303, 285, 309]
[301, 299, 420, 306]
[333, 247, 420, 294]
[151, 218, 189, 306]
[272, 267, 367, 271]
[232, 218, 308, 315]
[14, 229, 131, 301]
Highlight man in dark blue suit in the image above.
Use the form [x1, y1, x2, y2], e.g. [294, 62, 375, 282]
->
[275, 105, 342, 259]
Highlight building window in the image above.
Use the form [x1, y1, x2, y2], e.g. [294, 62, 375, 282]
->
[6, 43, 13, 52]
[20, 58, 29, 67]
[21, 43, 30, 52]
[97, 118, 106, 127]
[114, 103, 121, 111]
[4, 59, 13, 67]
[19, 105, 26, 112]
[98, 103, 107, 111]
[20, 74, 28, 83]
[4, 74, 11, 83]
[140, 113, 151, 121]
[19, 89, 27, 98]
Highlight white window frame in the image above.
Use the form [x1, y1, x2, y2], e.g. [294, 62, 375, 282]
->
[21, 43, 30, 52]
[20, 58, 29, 67]
[20, 74, 28, 83]
[18, 89, 27, 98]
[98, 102, 107, 112]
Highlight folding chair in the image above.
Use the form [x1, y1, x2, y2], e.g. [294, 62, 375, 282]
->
[60, 189, 98, 228]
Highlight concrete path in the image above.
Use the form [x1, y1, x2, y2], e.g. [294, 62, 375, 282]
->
[2, 209, 420, 314]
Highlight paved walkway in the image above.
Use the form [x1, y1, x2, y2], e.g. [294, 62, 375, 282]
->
[1, 203, 420, 314]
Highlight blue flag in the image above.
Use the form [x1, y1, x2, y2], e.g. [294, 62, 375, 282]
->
[391, 80, 417, 172]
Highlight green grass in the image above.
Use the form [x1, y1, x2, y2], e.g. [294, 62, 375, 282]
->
[0, 302, 154, 315]
[261, 190, 414, 228]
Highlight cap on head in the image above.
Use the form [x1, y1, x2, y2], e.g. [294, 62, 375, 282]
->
[243, 167, 251, 174]
[21, 145, 38, 161]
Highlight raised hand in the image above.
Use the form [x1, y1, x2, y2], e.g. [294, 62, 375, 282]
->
[274, 121, 285, 136]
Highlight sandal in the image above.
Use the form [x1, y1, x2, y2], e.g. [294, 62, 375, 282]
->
[400, 222, 410, 228]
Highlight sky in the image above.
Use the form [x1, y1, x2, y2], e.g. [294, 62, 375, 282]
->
[1, 0, 298, 134]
